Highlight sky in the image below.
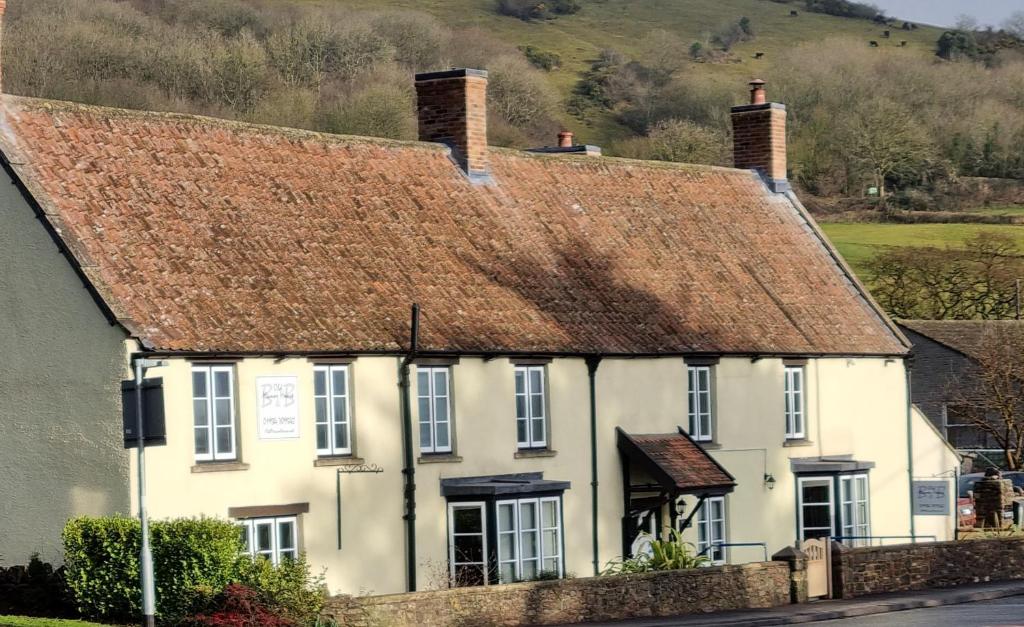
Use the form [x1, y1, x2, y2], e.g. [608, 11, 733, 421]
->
[868, 0, 1021, 28]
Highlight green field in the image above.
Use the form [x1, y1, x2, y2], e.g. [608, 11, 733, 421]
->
[820, 222, 1024, 278]
[333, 0, 943, 143]
[0, 618, 112, 627]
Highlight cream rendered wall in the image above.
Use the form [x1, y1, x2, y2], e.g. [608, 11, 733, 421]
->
[135, 352, 947, 596]
[910, 406, 960, 541]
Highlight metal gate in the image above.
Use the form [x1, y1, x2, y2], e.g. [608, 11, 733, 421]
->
[801, 538, 829, 598]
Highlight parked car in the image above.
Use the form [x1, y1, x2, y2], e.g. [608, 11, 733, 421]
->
[957, 471, 1024, 527]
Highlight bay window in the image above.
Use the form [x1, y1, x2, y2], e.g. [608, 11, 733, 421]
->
[496, 497, 563, 583]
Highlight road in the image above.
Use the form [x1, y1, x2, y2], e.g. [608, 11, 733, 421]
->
[813, 596, 1024, 626]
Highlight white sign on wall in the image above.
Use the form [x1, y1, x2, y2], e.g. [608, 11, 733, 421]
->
[256, 376, 299, 439]
[912, 480, 950, 516]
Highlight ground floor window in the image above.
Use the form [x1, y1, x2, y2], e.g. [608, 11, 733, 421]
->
[496, 497, 563, 583]
[696, 496, 727, 565]
[448, 502, 488, 586]
[798, 474, 871, 545]
[239, 516, 297, 565]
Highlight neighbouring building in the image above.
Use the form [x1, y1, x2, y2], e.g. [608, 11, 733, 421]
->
[899, 319, 1024, 469]
[0, 3, 957, 593]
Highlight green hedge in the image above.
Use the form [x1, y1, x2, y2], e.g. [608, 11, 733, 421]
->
[63, 516, 240, 624]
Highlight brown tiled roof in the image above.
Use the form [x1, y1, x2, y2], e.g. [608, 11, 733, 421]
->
[899, 320, 1024, 362]
[618, 430, 735, 493]
[0, 96, 906, 355]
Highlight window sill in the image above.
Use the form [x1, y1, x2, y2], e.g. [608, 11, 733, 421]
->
[418, 454, 463, 464]
[697, 442, 721, 450]
[783, 439, 814, 447]
[191, 461, 250, 473]
[514, 449, 557, 459]
[313, 456, 366, 467]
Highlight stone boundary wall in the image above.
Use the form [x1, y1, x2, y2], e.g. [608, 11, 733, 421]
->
[833, 537, 1024, 599]
[323, 562, 790, 627]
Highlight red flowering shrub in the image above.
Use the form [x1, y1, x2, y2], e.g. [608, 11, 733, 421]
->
[185, 584, 296, 627]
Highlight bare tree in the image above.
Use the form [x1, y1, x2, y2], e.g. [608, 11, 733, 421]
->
[868, 232, 1023, 320]
[948, 326, 1024, 470]
[841, 98, 933, 199]
[1004, 11, 1024, 40]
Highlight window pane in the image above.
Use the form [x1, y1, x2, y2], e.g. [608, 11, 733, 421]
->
[515, 370, 525, 394]
[435, 422, 449, 449]
[214, 370, 230, 395]
[453, 535, 484, 563]
[278, 521, 295, 551]
[803, 484, 830, 503]
[803, 504, 831, 528]
[521, 531, 537, 559]
[521, 560, 538, 580]
[314, 370, 326, 396]
[216, 426, 233, 454]
[499, 534, 516, 560]
[315, 397, 328, 424]
[454, 564, 485, 587]
[516, 395, 527, 419]
[418, 396, 431, 423]
[193, 399, 208, 427]
[214, 399, 232, 426]
[433, 370, 448, 395]
[531, 394, 544, 418]
[334, 422, 348, 450]
[332, 368, 347, 395]
[517, 418, 528, 444]
[498, 504, 515, 531]
[434, 396, 449, 422]
[194, 427, 209, 454]
[542, 529, 558, 556]
[240, 524, 250, 552]
[542, 501, 557, 528]
[192, 370, 208, 397]
[520, 502, 536, 530]
[543, 557, 558, 573]
[500, 563, 516, 583]
[453, 507, 483, 534]
[419, 421, 431, 448]
[532, 418, 544, 443]
[256, 523, 273, 552]
[333, 396, 347, 425]
[316, 424, 329, 451]
[417, 370, 429, 392]
[529, 369, 542, 390]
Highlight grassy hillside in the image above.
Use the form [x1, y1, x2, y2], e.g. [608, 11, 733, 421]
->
[329, 0, 944, 143]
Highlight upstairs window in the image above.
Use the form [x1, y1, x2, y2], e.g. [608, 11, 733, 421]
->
[697, 496, 727, 565]
[240, 516, 297, 566]
[418, 366, 452, 454]
[784, 366, 806, 440]
[192, 365, 236, 461]
[314, 365, 352, 456]
[687, 365, 713, 442]
[515, 366, 547, 449]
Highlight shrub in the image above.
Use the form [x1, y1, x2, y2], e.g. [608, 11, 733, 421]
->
[0, 555, 77, 618]
[519, 45, 562, 71]
[185, 584, 295, 627]
[613, 119, 727, 166]
[63, 516, 244, 625]
[496, 0, 581, 21]
[601, 530, 709, 575]
[233, 554, 325, 626]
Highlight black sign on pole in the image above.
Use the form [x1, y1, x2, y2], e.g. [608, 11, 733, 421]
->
[123, 378, 167, 448]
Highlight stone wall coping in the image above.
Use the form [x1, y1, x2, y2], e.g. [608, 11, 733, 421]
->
[343, 561, 787, 605]
[841, 536, 1024, 556]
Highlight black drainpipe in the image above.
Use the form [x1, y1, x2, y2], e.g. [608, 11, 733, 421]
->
[586, 355, 602, 576]
[399, 304, 420, 591]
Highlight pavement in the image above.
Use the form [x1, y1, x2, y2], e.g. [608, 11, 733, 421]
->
[812, 595, 1024, 626]
[578, 580, 1024, 626]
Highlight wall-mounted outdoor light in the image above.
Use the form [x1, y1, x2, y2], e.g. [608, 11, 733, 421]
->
[764, 473, 776, 490]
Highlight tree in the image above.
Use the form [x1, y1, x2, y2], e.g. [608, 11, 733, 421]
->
[936, 30, 979, 60]
[841, 98, 933, 199]
[1003, 11, 1024, 40]
[612, 119, 727, 166]
[947, 326, 1024, 470]
[868, 232, 1023, 320]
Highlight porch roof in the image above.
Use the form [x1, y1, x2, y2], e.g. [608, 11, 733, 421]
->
[617, 428, 736, 496]
[440, 472, 570, 497]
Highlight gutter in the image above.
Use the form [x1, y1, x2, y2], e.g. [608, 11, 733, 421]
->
[399, 304, 420, 591]
[586, 356, 602, 576]
[135, 348, 910, 360]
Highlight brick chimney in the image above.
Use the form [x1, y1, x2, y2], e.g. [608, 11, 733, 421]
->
[415, 69, 489, 181]
[731, 79, 788, 193]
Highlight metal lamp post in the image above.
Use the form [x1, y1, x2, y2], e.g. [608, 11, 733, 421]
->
[134, 358, 165, 627]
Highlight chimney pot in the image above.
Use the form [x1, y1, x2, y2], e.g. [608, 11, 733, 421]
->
[558, 131, 574, 148]
[749, 79, 767, 105]
[415, 68, 489, 181]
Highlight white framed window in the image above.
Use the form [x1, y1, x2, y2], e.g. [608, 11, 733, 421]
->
[687, 365, 713, 441]
[418, 366, 452, 454]
[784, 366, 805, 439]
[314, 365, 351, 456]
[798, 476, 835, 541]
[697, 496, 727, 565]
[496, 497, 563, 583]
[240, 516, 297, 566]
[192, 365, 236, 461]
[448, 502, 488, 587]
[515, 366, 547, 449]
[840, 474, 871, 546]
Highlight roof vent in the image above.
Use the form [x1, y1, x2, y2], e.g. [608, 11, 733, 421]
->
[527, 131, 601, 157]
